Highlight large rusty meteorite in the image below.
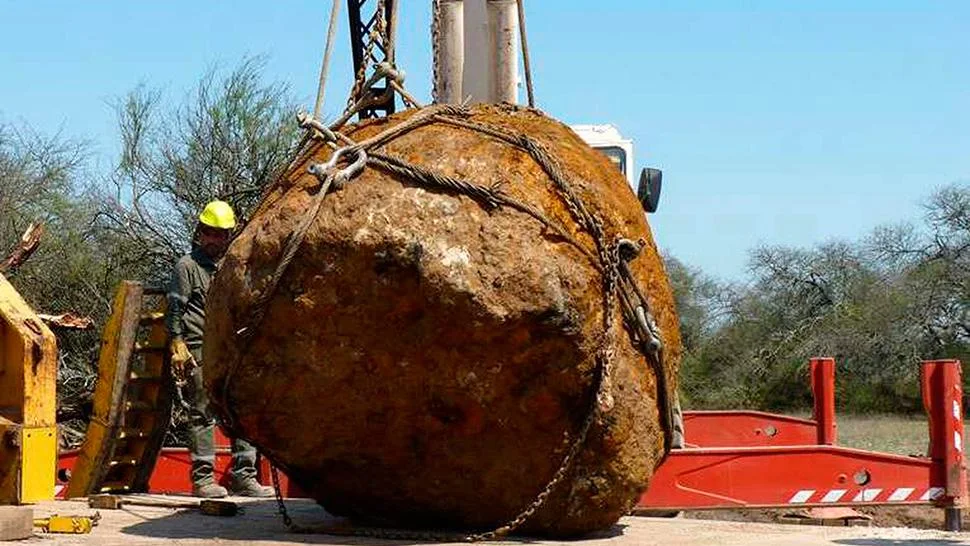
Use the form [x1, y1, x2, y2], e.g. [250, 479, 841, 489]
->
[204, 104, 681, 537]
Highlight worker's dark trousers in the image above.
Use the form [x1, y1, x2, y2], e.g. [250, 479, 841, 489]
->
[185, 350, 258, 487]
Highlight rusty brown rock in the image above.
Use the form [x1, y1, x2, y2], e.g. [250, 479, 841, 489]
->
[204, 104, 681, 537]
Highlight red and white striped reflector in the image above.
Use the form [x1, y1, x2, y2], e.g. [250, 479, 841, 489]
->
[787, 487, 944, 504]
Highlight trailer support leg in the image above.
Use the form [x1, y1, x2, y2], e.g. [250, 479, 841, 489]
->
[945, 507, 962, 531]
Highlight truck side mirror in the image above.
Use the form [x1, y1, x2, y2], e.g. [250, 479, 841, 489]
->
[638, 168, 662, 213]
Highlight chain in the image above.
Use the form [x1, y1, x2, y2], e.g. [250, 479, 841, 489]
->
[596, 240, 621, 413]
[292, 525, 478, 541]
[282, 356, 607, 543]
[464, 358, 606, 541]
[270, 464, 293, 528]
[375, 0, 389, 44]
[431, 0, 442, 104]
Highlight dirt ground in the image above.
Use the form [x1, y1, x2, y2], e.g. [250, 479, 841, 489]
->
[20, 496, 970, 546]
[20, 417, 960, 543]
[685, 504, 951, 529]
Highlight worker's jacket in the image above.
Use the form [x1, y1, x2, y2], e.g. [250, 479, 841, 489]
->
[165, 247, 218, 352]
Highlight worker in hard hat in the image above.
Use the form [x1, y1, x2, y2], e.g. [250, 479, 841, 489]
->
[165, 200, 272, 498]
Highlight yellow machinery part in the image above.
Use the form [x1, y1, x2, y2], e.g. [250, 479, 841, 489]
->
[21, 427, 57, 503]
[33, 515, 95, 534]
[0, 273, 57, 504]
[63, 282, 143, 498]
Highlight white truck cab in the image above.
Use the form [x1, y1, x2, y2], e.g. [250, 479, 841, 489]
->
[571, 124, 635, 186]
[572, 124, 662, 213]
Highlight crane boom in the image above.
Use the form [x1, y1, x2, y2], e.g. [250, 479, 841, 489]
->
[347, 0, 397, 119]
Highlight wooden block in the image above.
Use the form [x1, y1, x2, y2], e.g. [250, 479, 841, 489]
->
[0, 506, 33, 541]
[199, 500, 238, 517]
[89, 494, 124, 510]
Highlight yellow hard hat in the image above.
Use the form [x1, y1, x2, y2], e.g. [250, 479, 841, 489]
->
[198, 200, 237, 230]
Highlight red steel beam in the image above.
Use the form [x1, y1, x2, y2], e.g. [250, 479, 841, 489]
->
[639, 444, 943, 510]
[57, 447, 305, 499]
[681, 357, 837, 448]
[640, 359, 966, 530]
[811, 357, 837, 445]
[921, 359, 968, 529]
[682, 411, 820, 448]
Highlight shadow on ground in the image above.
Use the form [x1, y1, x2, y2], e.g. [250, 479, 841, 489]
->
[121, 498, 628, 544]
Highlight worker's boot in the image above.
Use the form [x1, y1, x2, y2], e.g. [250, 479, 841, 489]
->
[230, 476, 274, 497]
[192, 480, 229, 499]
[229, 437, 273, 497]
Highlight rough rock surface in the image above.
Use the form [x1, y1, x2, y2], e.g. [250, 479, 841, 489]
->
[204, 104, 682, 537]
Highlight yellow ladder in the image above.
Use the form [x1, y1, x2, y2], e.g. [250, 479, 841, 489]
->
[66, 281, 172, 497]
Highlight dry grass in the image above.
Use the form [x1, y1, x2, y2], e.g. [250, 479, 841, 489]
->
[836, 414, 935, 456]
[780, 412, 967, 456]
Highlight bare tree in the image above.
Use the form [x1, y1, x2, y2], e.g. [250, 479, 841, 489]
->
[663, 254, 732, 352]
[95, 57, 302, 284]
[869, 182, 970, 348]
[0, 124, 87, 250]
[0, 121, 107, 445]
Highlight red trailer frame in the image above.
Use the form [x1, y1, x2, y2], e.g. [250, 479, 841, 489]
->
[56, 429, 303, 499]
[638, 358, 968, 531]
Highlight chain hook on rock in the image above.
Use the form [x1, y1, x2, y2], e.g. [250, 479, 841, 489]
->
[308, 146, 368, 189]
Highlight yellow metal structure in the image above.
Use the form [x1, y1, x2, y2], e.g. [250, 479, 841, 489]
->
[0, 273, 57, 504]
[67, 282, 171, 498]
[21, 428, 57, 503]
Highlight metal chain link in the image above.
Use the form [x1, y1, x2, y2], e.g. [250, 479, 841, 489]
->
[270, 464, 293, 528]
[596, 241, 622, 413]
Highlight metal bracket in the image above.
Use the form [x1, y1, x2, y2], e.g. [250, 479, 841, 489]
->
[307, 146, 368, 189]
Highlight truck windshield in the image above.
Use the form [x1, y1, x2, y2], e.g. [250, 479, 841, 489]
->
[595, 146, 626, 176]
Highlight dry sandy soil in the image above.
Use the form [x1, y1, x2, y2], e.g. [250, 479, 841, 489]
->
[685, 505, 952, 530]
[21, 496, 970, 546]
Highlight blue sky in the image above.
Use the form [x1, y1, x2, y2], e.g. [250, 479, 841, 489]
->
[2, 1, 967, 279]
